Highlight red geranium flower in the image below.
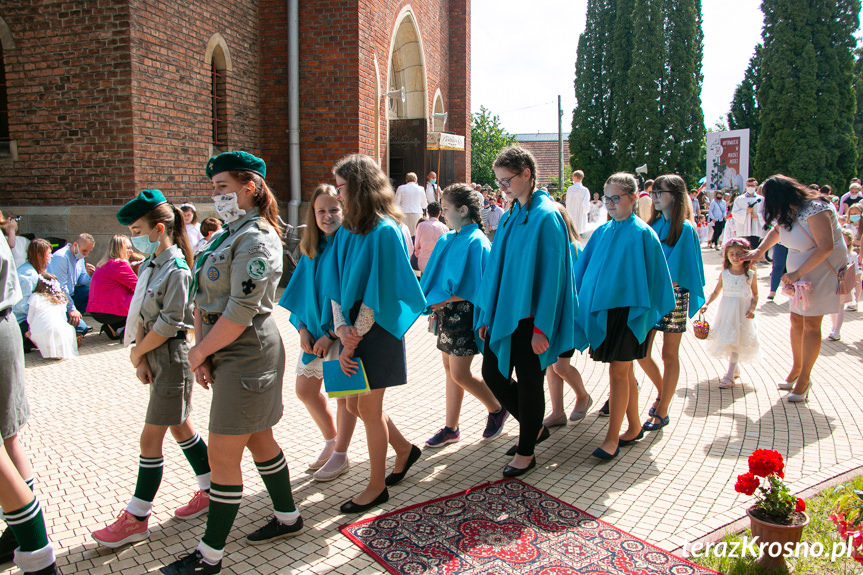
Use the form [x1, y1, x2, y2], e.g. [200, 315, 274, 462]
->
[748, 449, 784, 477]
[795, 498, 806, 512]
[735, 472, 760, 496]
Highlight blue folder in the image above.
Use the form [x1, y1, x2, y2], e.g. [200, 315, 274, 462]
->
[322, 359, 371, 398]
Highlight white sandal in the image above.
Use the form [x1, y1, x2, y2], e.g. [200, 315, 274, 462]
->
[718, 377, 734, 389]
[777, 378, 797, 391]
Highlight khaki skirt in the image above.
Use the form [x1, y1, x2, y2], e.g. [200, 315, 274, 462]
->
[0, 311, 29, 439]
[145, 337, 194, 426]
[206, 313, 285, 435]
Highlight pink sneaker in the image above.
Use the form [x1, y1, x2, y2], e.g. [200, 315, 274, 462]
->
[92, 510, 149, 548]
[174, 489, 209, 520]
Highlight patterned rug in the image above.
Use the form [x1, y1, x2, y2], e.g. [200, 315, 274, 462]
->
[340, 478, 721, 575]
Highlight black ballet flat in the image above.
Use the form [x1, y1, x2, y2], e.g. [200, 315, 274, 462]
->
[339, 488, 389, 514]
[618, 430, 644, 447]
[385, 445, 422, 486]
[503, 456, 536, 478]
[505, 426, 550, 456]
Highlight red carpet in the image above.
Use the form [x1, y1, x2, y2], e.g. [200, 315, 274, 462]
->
[340, 478, 720, 575]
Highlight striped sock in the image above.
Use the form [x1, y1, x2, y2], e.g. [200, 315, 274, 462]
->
[201, 483, 242, 551]
[178, 433, 211, 491]
[128, 455, 163, 519]
[3, 498, 48, 552]
[255, 451, 296, 519]
[23, 477, 34, 492]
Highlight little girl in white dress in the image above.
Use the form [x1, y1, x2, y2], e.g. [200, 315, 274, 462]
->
[701, 238, 760, 388]
[26, 274, 78, 360]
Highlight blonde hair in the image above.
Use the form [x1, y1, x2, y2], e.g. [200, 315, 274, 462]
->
[405, 172, 418, 183]
[98, 234, 131, 267]
[556, 204, 580, 243]
[604, 172, 638, 196]
[300, 184, 340, 258]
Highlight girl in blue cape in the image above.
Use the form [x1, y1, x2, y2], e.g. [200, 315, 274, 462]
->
[327, 154, 425, 514]
[420, 184, 507, 449]
[542, 205, 592, 428]
[477, 147, 578, 478]
[638, 174, 705, 433]
[277, 185, 356, 483]
[573, 172, 674, 460]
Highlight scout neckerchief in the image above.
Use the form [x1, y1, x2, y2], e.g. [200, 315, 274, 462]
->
[188, 216, 261, 300]
[124, 257, 155, 347]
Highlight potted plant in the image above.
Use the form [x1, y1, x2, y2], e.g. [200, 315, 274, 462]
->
[734, 449, 809, 572]
[829, 485, 863, 565]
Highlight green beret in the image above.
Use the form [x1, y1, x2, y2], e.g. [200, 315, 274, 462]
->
[206, 151, 266, 179]
[116, 189, 168, 225]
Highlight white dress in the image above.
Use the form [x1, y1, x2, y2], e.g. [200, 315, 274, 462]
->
[27, 294, 78, 359]
[705, 269, 760, 362]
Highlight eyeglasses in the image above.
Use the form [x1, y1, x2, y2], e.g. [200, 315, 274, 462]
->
[602, 195, 626, 206]
[649, 190, 672, 199]
[495, 172, 521, 189]
[335, 182, 346, 192]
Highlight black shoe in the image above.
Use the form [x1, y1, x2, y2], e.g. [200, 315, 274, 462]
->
[503, 456, 536, 478]
[385, 445, 421, 486]
[245, 515, 304, 545]
[618, 430, 645, 447]
[0, 527, 18, 564]
[161, 551, 221, 575]
[598, 399, 610, 417]
[505, 425, 550, 456]
[26, 564, 61, 575]
[339, 489, 389, 514]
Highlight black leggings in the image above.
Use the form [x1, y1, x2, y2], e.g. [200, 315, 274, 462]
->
[481, 318, 546, 457]
[90, 312, 126, 331]
[710, 220, 725, 246]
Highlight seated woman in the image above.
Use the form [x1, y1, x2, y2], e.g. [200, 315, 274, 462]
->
[87, 234, 138, 339]
[13, 238, 53, 352]
[27, 274, 78, 359]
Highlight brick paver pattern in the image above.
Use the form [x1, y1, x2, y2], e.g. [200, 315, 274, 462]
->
[3, 248, 861, 574]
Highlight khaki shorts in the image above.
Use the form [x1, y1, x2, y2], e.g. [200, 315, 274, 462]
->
[206, 314, 285, 435]
[0, 313, 29, 439]
[145, 338, 194, 426]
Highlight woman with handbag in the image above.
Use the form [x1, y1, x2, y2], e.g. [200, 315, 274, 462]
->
[742, 175, 848, 402]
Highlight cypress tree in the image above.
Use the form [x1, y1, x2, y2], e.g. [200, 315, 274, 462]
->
[609, 0, 635, 169]
[756, 0, 859, 187]
[854, 47, 863, 177]
[570, 0, 616, 192]
[727, 47, 762, 168]
[625, 0, 664, 175]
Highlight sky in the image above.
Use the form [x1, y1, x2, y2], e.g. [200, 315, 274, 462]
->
[471, 0, 766, 135]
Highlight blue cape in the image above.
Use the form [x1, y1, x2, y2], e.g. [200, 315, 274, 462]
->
[324, 218, 426, 339]
[278, 234, 337, 364]
[476, 190, 578, 374]
[420, 223, 490, 307]
[652, 215, 706, 318]
[573, 213, 674, 351]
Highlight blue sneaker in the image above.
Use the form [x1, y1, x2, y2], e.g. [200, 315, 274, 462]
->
[482, 409, 509, 439]
[426, 426, 460, 448]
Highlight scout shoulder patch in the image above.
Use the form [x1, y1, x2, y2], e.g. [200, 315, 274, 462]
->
[248, 242, 272, 258]
[247, 257, 269, 280]
[207, 267, 220, 281]
[174, 257, 189, 270]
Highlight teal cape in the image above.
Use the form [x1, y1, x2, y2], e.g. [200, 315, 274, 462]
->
[420, 223, 490, 307]
[652, 215, 706, 318]
[278, 234, 337, 364]
[573, 213, 674, 351]
[324, 217, 426, 340]
[476, 190, 578, 374]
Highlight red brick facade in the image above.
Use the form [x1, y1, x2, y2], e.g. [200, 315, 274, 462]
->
[0, 1, 470, 247]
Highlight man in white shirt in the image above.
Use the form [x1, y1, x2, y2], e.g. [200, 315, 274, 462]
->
[482, 201, 504, 242]
[425, 171, 441, 205]
[637, 179, 654, 220]
[731, 177, 766, 251]
[565, 170, 590, 233]
[395, 172, 428, 235]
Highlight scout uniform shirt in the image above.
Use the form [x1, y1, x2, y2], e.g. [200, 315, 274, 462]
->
[194, 207, 283, 325]
[139, 244, 193, 337]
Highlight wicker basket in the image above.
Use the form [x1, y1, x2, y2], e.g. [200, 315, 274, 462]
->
[692, 311, 709, 340]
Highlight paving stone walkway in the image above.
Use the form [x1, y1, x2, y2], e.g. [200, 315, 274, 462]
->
[3, 247, 861, 574]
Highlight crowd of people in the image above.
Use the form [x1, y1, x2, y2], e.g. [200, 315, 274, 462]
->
[0, 145, 858, 575]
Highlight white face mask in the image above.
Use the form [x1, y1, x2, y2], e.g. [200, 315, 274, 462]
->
[746, 186, 756, 194]
[213, 193, 246, 224]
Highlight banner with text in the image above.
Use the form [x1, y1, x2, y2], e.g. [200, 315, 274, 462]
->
[706, 129, 750, 194]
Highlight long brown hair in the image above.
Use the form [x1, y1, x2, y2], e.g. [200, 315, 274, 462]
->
[441, 183, 484, 231]
[494, 146, 538, 225]
[300, 184, 340, 258]
[27, 239, 53, 273]
[722, 238, 753, 275]
[649, 174, 690, 247]
[228, 170, 285, 238]
[762, 174, 819, 231]
[333, 154, 402, 235]
[145, 203, 194, 267]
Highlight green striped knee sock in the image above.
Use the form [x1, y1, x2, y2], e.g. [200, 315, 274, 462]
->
[4, 499, 54, 573]
[201, 483, 242, 552]
[256, 451, 299, 524]
[178, 432, 211, 491]
[128, 455, 163, 519]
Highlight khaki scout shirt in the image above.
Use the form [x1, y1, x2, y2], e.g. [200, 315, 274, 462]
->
[140, 244, 192, 337]
[194, 208, 283, 326]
